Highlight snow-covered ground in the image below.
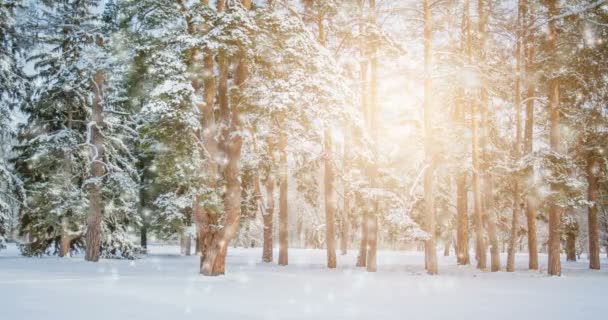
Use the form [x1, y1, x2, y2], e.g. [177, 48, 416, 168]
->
[1, 243, 607, 320]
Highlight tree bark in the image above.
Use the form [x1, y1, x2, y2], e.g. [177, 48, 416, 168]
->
[355, 0, 368, 268]
[478, 0, 500, 273]
[317, 8, 337, 269]
[456, 173, 469, 264]
[522, 0, 539, 270]
[456, 9, 469, 265]
[278, 122, 288, 266]
[262, 137, 275, 263]
[587, 155, 600, 269]
[546, 0, 562, 276]
[341, 125, 350, 255]
[366, 0, 379, 273]
[423, 0, 438, 275]
[85, 69, 105, 262]
[464, 0, 486, 270]
[325, 128, 337, 268]
[507, 0, 524, 272]
[200, 0, 250, 275]
[566, 228, 576, 262]
[59, 220, 71, 258]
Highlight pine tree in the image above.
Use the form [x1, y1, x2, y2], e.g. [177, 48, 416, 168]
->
[0, 0, 26, 250]
[17, 0, 139, 258]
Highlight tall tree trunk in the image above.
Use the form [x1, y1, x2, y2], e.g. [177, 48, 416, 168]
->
[478, 0, 500, 272]
[464, 0, 486, 270]
[455, 7, 469, 266]
[341, 125, 350, 255]
[317, 8, 337, 269]
[356, 0, 368, 268]
[278, 122, 288, 266]
[85, 69, 105, 262]
[507, 0, 524, 272]
[587, 155, 600, 269]
[60, 110, 73, 258]
[423, 0, 438, 275]
[197, 0, 222, 274]
[201, 0, 251, 276]
[366, 0, 379, 273]
[263, 137, 275, 263]
[325, 127, 337, 268]
[546, 0, 561, 276]
[523, 0, 539, 270]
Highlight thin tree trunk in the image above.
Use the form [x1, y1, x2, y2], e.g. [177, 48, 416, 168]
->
[60, 110, 73, 258]
[325, 127, 337, 268]
[341, 126, 350, 255]
[464, 0, 486, 270]
[365, 0, 380, 273]
[455, 13, 469, 264]
[317, 9, 337, 269]
[478, 0, 499, 272]
[140, 226, 147, 250]
[263, 137, 275, 263]
[507, 0, 524, 272]
[546, 0, 561, 276]
[356, 0, 368, 268]
[523, 0, 539, 270]
[587, 155, 600, 269]
[456, 173, 469, 264]
[278, 122, 288, 266]
[85, 69, 105, 262]
[59, 220, 71, 258]
[356, 213, 368, 267]
[423, 0, 438, 275]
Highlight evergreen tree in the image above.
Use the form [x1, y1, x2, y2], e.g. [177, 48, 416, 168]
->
[15, 0, 138, 258]
[0, 0, 26, 250]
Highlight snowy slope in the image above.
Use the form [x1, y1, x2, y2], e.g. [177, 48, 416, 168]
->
[1, 244, 607, 320]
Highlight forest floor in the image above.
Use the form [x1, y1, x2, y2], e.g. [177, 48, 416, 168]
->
[1, 243, 607, 320]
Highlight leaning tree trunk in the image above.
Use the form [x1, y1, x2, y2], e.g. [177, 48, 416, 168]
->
[507, 0, 524, 272]
[422, 0, 438, 275]
[587, 154, 600, 269]
[546, 0, 562, 276]
[262, 137, 275, 263]
[85, 69, 105, 262]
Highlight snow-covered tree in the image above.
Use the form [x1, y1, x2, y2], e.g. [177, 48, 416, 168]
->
[0, 0, 26, 250]
[15, 0, 139, 258]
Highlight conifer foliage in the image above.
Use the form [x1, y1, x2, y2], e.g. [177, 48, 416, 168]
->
[0, 0, 606, 278]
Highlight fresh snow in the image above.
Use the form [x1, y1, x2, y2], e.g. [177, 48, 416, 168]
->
[1, 243, 607, 320]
